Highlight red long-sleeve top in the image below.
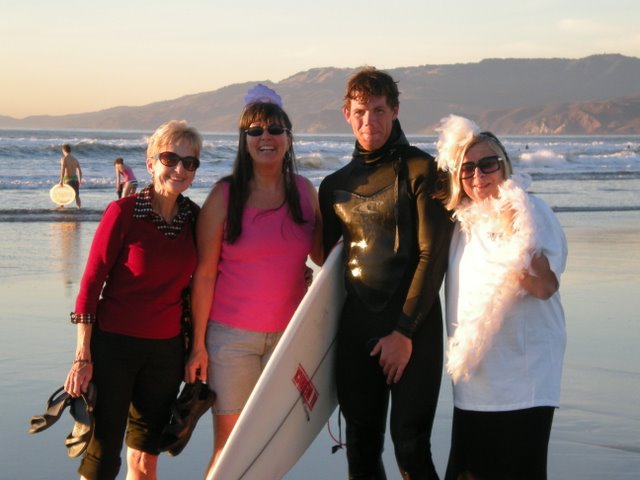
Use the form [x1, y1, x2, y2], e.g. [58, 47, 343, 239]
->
[74, 192, 198, 339]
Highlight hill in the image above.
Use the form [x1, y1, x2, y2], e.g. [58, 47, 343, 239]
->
[2, 54, 640, 134]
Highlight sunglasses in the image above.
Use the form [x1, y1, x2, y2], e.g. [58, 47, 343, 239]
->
[155, 152, 200, 171]
[460, 155, 502, 179]
[244, 125, 289, 137]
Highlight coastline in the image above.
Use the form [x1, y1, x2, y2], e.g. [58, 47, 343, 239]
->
[1, 210, 639, 479]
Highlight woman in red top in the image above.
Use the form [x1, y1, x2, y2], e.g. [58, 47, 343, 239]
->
[64, 120, 202, 480]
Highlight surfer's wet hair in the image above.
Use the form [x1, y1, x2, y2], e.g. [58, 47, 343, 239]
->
[343, 67, 400, 111]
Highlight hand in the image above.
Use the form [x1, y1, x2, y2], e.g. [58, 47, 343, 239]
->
[304, 266, 313, 291]
[64, 361, 93, 398]
[370, 331, 412, 384]
[519, 253, 558, 299]
[185, 347, 208, 384]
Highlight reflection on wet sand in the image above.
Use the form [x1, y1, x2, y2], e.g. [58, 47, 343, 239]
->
[50, 221, 81, 297]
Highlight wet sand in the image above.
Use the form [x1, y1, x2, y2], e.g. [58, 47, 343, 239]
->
[1, 210, 639, 479]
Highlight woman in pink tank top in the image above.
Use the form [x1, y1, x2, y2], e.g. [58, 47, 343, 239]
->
[114, 157, 138, 197]
[185, 85, 323, 474]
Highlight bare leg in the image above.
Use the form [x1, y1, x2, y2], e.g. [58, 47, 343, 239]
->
[123, 182, 137, 197]
[125, 447, 158, 480]
[205, 413, 240, 479]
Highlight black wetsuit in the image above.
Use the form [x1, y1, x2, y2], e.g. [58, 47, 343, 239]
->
[319, 121, 452, 479]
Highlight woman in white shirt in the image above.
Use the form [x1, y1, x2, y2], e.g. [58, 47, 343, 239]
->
[435, 115, 568, 480]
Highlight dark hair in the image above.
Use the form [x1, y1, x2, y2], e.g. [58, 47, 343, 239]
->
[62, 144, 71, 153]
[223, 102, 305, 243]
[343, 67, 400, 111]
[114, 157, 124, 165]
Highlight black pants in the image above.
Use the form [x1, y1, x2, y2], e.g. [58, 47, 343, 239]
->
[445, 406, 555, 480]
[336, 294, 443, 479]
[78, 329, 184, 480]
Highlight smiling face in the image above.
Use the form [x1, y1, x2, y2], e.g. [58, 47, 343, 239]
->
[146, 141, 197, 196]
[461, 141, 506, 202]
[343, 94, 398, 152]
[245, 120, 291, 170]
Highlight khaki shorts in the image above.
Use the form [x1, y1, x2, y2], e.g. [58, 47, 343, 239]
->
[206, 321, 283, 415]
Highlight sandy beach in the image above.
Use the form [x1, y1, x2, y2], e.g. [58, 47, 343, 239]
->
[1, 209, 639, 479]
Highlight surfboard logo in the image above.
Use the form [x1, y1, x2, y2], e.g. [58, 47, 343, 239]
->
[292, 364, 318, 411]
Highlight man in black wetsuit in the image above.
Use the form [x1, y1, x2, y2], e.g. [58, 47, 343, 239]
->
[319, 67, 452, 479]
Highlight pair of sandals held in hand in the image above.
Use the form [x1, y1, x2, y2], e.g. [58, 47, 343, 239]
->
[29, 381, 215, 458]
[159, 381, 216, 456]
[29, 383, 97, 458]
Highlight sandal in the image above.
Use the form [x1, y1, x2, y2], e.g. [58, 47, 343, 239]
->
[159, 382, 216, 456]
[64, 383, 97, 458]
[29, 386, 72, 434]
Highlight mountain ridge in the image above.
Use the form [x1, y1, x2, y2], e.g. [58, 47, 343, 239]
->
[2, 54, 639, 134]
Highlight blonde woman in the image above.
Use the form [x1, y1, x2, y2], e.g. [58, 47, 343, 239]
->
[436, 115, 568, 480]
[65, 120, 202, 479]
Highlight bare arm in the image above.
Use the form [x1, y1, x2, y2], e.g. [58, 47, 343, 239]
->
[520, 253, 559, 300]
[304, 178, 324, 266]
[185, 184, 226, 383]
[64, 324, 93, 397]
[59, 157, 66, 184]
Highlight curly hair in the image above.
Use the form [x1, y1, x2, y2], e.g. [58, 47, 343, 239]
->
[343, 66, 400, 111]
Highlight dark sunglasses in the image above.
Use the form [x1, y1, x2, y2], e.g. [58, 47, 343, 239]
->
[460, 155, 502, 179]
[244, 125, 289, 137]
[155, 152, 200, 171]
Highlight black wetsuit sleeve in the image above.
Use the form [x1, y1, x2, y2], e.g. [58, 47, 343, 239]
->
[396, 164, 453, 337]
[319, 175, 343, 259]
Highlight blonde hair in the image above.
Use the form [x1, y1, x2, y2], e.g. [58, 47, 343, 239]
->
[146, 120, 203, 159]
[435, 115, 512, 210]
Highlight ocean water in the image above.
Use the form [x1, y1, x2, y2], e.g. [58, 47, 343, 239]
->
[1, 128, 639, 218]
[2, 129, 640, 479]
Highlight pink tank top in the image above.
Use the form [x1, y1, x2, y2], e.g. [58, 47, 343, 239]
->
[122, 165, 136, 182]
[210, 175, 316, 332]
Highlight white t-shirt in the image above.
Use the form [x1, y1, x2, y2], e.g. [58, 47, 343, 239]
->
[446, 194, 568, 411]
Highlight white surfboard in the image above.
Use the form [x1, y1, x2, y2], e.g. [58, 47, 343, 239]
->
[49, 184, 76, 206]
[207, 242, 346, 480]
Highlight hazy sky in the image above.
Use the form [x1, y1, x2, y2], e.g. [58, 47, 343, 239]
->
[2, 0, 639, 118]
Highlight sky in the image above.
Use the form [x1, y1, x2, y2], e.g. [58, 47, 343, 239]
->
[2, 0, 639, 119]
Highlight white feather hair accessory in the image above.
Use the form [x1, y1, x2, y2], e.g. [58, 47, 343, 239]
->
[435, 114, 481, 172]
[243, 84, 283, 107]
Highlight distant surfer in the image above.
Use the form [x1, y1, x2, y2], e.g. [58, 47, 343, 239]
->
[59, 143, 82, 208]
[319, 67, 452, 478]
[114, 157, 138, 197]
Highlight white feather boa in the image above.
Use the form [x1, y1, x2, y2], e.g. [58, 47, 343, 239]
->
[447, 175, 538, 383]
